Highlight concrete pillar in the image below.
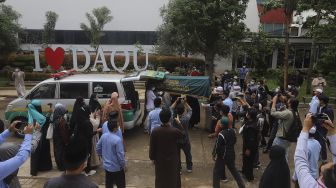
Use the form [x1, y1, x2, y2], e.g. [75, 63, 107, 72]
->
[272, 48, 278, 69]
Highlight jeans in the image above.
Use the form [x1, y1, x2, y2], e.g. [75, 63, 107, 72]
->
[178, 141, 193, 170]
[272, 137, 290, 161]
[213, 157, 245, 188]
[105, 170, 126, 188]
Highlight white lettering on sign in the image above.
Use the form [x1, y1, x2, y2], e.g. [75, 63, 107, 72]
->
[91, 47, 111, 72]
[33, 47, 150, 72]
[72, 48, 90, 71]
[33, 48, 43, 71]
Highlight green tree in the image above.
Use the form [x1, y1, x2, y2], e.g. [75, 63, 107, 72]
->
[80, 6, 113, 51]
[157, 0, 248, 80]
[264, 0, 298, 89]
[42, 11, 58, 47]
[297, 0, 336, 93]
[0, 1, 21, 57]
[239, 31, 279, 74]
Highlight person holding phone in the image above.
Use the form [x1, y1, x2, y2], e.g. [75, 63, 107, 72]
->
[171, 96, 193, 173]
[28, 100, 52, 176]
[0, 121, 35, 188]
[294, 114, 336, 188]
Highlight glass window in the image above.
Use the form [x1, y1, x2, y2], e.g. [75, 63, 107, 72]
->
[92, 82, 118, 99]
[30, 83, 56, 99]
[60, 83, 88, 99]
[273, 24, 284, 35]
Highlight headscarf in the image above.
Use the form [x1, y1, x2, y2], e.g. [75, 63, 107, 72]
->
[102, 92, 124, 131]
[27, 100, 46, 127]
[89, 93, 101, 113]
[103, 92, 121, 121]
[259, 145, 290, 188]
[52, 103, 67, 123]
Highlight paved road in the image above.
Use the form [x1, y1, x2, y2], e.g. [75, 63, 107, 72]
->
[0, 96, 328, 188]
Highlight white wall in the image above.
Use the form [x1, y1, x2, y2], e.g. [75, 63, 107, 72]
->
[6, 0, 260, 32]
[243, 0, 260, 33]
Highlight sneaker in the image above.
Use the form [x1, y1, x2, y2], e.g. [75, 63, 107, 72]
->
[220, 178, 229, 183]
[254, 162, 261, 168]
[86, 170, 96, 176]
[187, 169, 192, 173]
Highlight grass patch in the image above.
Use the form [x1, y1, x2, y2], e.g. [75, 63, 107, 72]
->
[0, 76, 9, 87]
[265, 73, 336, 102]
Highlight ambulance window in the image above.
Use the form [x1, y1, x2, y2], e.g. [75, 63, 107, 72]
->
[60, 83, 89, 99]
[92, 82, 118, 98]
[30, 83, 56, 99]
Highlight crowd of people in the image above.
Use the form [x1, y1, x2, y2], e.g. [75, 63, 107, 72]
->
[0, 67, 335, 188]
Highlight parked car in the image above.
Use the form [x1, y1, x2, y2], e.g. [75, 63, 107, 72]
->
[5, 73, 141, 137]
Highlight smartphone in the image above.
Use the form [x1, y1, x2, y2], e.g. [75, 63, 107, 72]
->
[16, 121, 28, 135]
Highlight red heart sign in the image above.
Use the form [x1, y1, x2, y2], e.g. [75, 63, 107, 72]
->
[45, 47, 65, 71]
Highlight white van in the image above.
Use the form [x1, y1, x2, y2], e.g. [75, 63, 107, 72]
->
[5, 73, 142, 137]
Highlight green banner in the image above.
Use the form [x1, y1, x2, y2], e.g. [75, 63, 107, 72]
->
[159, 76, 211, 97]
[140, 70, 166, 80]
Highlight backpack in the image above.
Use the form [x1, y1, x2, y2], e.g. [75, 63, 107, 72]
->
[283, 110, 302, 142]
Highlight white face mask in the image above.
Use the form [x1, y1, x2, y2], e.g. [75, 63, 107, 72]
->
[224, 72, 228, 75]
[152, 87, 155, 91]
[250, 81, 255, 85]
[63, 114, 68, 121]
[243, 66, 246, 68]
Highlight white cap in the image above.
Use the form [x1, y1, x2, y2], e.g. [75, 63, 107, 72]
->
[309, 126, 316, 134]
[216, 86, 223, 92]
[315, 88, 323, 93]
[233, 85, 240, 91]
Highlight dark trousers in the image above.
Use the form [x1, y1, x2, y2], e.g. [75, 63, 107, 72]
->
[213, 157, 245, 188]
[85, 141, 93, 173]
[315, 132, 327, 161]
[242, 150, 256, 181]
[105, 170, 126, 188]
[232, 112, 237, 129]
[239, 79, 245, 92]
[178, 142, 193, 170]
[266, 123, 278, 150]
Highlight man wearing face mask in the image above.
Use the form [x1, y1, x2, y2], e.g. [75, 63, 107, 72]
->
[294, 114, 336, 188]
[142, 84, 157, 132]
[221, 70, 231, 91]
[270, 96, 296, 160]
[239, 65, 249, 92]
[312, 73, 327, 91]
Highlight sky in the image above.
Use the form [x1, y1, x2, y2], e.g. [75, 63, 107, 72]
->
[5, 0, 259, 32]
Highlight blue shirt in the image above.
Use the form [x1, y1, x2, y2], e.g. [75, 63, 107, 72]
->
[223, 97, 233, 112]
[309, 96, 319, 114]
[294, 132, 336, 188]
[96, 132, 125, 173]
[0, 130, 32, 188]
[148, 108, 162, 134]
[293, 138, 321, 180]
[102, 121, 123, 139]
[239, 68, 248, 79]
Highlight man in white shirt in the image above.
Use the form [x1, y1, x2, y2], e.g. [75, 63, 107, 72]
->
[309, 89, 323, 114]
